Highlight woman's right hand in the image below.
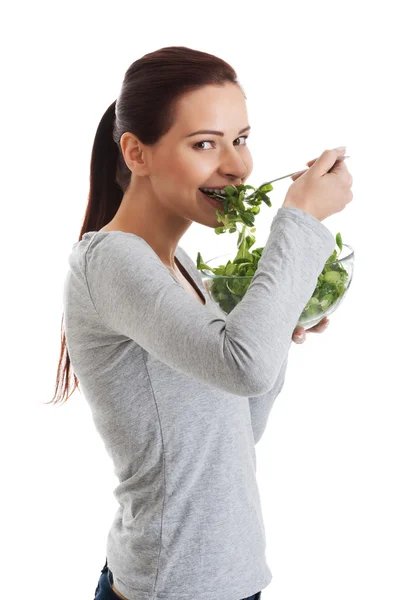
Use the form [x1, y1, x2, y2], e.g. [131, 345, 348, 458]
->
[282, 147, 353, 222]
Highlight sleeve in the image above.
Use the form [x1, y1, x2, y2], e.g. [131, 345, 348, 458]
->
[84, 207, 336, 398]
[248, 350, 289, 445]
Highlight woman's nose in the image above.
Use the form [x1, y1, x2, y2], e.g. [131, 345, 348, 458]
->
[220, 149, 249, 181]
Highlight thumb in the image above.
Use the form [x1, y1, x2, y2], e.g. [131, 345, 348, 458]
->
[310, 147, 346, 178]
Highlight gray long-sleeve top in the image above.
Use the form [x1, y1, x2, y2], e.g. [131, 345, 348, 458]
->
[63, 206, 336, 600]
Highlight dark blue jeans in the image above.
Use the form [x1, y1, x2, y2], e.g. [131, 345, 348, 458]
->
[94, 558, 262, 600]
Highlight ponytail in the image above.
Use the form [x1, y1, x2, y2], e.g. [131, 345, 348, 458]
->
[46, 100, 125, 406]
[79, 99, 124, 237]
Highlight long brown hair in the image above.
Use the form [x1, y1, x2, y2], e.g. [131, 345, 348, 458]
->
[48, 45, 245, 406]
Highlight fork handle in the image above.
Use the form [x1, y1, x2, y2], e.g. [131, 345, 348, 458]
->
[261, 155, 350, 186]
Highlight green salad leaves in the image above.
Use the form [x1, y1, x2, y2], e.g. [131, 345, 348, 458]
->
[196, 183, 349, 321]
[205, 182, 274, 235]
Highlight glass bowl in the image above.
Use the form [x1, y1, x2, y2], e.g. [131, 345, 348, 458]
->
[200, 244, 355, 330]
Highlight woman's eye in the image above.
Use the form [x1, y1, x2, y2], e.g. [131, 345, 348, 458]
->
[193, 135, 249, 151]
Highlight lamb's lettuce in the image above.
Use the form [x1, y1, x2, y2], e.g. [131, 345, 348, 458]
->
[196, 183, 349, 320]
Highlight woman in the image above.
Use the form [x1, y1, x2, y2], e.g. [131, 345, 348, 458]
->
[52, 46, 351, 600]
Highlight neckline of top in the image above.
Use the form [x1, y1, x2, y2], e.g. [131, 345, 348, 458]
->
[82, 230, 207, 305]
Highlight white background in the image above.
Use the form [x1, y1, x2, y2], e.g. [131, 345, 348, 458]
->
[1, 0, 399, 598]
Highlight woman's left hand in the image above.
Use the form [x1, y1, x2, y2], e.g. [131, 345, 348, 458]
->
[292, 316, 330, 344]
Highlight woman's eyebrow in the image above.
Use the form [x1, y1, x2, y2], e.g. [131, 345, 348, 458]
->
[186, 125, 251, 138]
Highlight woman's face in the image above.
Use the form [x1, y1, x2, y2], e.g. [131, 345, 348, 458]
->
[132, 82, 254, 228]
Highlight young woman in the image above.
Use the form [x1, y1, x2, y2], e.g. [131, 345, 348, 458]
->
[53, 46, 352, 600]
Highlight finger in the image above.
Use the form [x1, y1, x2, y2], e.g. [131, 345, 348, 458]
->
[291, 169, 308, 181]
[293, 326, 305, 336]
[303, 153, 346, 171]
[308, 317, 330, 333]
[292, 328, 306, 343]
[292, 158, 320, 180]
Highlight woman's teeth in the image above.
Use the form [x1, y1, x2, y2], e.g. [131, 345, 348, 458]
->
[199, 187, 227, 198]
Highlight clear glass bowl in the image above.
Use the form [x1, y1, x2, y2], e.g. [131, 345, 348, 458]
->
[200, 244, 355, 330]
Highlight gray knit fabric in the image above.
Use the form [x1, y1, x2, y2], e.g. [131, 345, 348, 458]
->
[63, 206, 336, 600]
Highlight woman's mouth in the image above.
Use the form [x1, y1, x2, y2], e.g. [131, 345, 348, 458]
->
[198, 188, 231, 210]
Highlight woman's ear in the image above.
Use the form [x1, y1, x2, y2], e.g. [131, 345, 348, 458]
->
[120, 133, 149, 175]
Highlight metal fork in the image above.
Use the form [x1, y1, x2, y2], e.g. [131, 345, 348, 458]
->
[262, 154, 350, 186]
[213, 155, 350, 198]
